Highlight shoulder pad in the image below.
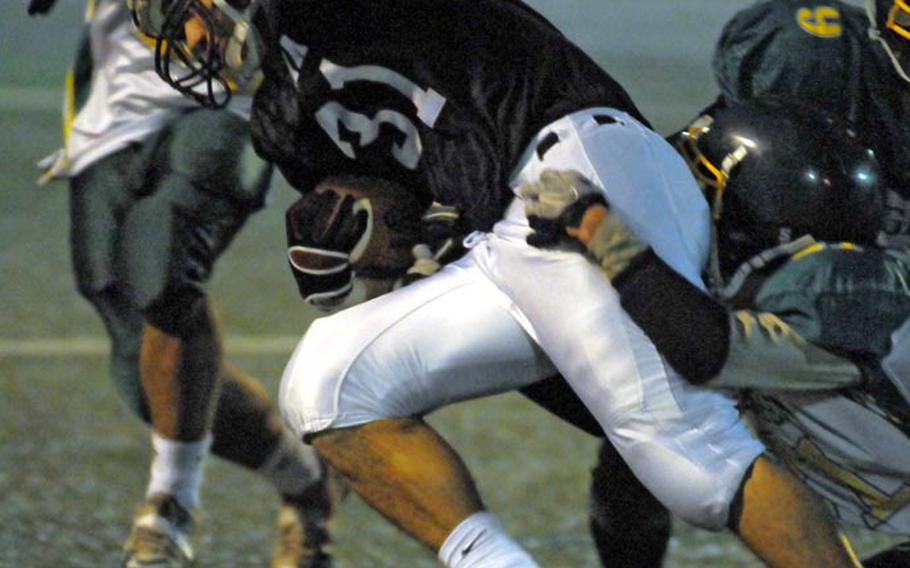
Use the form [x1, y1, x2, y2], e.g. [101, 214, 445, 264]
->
[753, 244, 910, 357]
[713, 0, 869, 105]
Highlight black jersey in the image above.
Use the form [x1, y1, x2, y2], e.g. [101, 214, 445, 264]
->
[248, 0, 645, 231]
[712, 0, 910, 248]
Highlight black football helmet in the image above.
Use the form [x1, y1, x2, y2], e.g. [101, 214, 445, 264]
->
[676, 98, 884, 282]
[867, 0, 910, 83]
[129, 0, 261, 108]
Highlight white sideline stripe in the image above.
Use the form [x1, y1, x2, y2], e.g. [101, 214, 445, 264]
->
[0, 87, 63, 112]
[0, 336, 299, 357]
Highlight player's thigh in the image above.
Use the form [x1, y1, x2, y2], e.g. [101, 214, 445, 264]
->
[279, 255, 556, 437]
[117, 170, 252, 333]
[69, 145, 145, 296]
[163, 108, 273, 210]
[479, 235, 762, 527]
[69, 148, 150, 415]
[512, 107, 711, 287]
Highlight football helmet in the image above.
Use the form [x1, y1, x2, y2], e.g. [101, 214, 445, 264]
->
[129, 0, 261, 108]
[867, 0, 910, 83]
[676, 98, 883, 282]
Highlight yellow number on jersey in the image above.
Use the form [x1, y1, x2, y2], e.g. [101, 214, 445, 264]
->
[796, 6, 843, 38]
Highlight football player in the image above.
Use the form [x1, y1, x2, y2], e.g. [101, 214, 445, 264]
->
[580, 1, 910, 562]
[712, 0, 910, 252]
[28, 1, 334, 566]
[520, 99, 910, 567]
[131, 1, 858, 566]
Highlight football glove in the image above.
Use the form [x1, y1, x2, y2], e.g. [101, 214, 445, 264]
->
[395, 202, 465, 288]
[520, 169, 648, 280]
[520, 169, 608, 248]
[286, 176, 422, 310]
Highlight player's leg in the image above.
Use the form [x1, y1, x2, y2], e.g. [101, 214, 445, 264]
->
[116, 138, 232, 567]
[69, 145, 150, 419]
[588, 441, 670, 568]
[162, 115, 333, 542]
[501, 107, 857, 567]
[213, 363, 336, 568]
[69, 144, 201, 567]
[282, 259, 554, 566]
[120, 109, 331, 567]
[530, 382, 851, 568]
[311, 418, 484, 550]
[586, 450, 857, 568]
[734, 456, 858, 567]
[744, 383, 910, 564]
[519, 378, 672, 566]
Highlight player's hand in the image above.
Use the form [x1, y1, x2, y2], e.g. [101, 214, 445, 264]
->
[285, 190, 369, 310]
[285, 176, 425, 310]
[27, 0, 57, 16]
[395, 202, 465, 288]
[520, 169, 607, 248]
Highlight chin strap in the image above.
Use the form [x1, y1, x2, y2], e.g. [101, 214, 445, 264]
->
[714, 235, 818, 303]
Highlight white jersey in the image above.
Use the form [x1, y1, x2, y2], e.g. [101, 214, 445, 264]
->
[43, 0, 252, 179]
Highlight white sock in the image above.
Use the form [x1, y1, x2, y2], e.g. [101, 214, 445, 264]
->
[438, 511, 540, 568]
[256, 430, 324, 497]
[146, 432, 212, 511]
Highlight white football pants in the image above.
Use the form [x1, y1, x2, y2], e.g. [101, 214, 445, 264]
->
[280, 107, 765, 529]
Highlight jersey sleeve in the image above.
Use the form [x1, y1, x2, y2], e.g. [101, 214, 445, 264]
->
[706, 245, 910, 392]
[707, 309, 863, 391]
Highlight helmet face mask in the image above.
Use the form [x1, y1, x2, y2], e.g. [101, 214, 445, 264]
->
[676, 99, 884, 286]
[868, 0, 910, 83]
[130, 0, 260, 108]
[128, 0, 169, 38]
[676, 114, 749, 221]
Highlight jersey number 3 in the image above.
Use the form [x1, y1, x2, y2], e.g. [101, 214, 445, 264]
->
[316, 59, 447, 170]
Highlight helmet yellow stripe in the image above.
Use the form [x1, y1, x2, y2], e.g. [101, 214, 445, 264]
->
[676, 124, 729, 220]
[887, 0, 910, 40]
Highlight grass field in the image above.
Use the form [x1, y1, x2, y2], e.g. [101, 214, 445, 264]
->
[0, 1, 898, 566]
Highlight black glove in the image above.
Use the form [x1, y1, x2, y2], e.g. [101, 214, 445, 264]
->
[395, 202, 466, 288]
[28, 0, 57, 16]
[286, 190, 369, 310]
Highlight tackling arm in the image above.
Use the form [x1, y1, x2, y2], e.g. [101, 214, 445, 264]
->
[520, 169, 863, 389]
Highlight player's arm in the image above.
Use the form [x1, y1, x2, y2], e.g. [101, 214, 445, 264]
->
[520, 169, 863, 389]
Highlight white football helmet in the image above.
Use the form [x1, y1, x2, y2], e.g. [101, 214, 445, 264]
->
[129, 0, 262, 108]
